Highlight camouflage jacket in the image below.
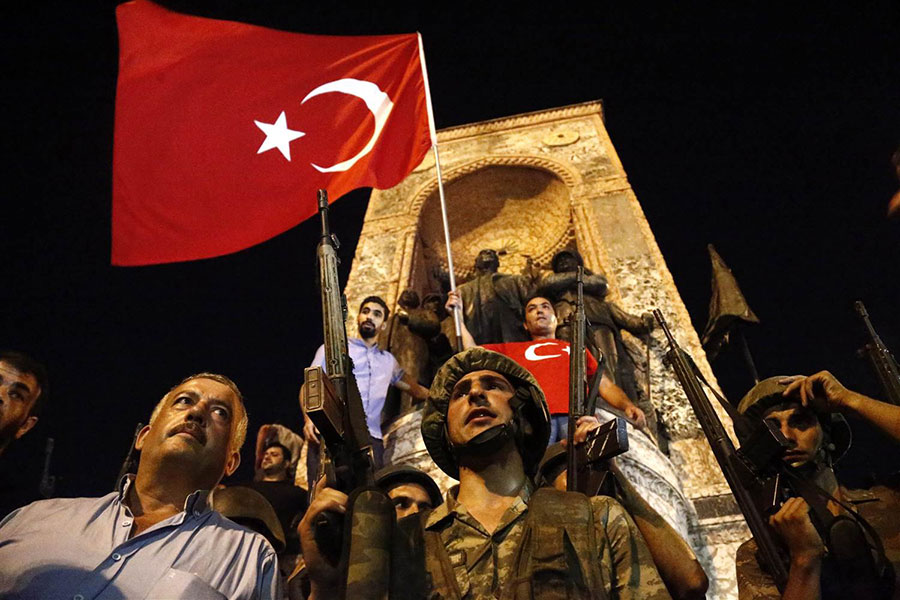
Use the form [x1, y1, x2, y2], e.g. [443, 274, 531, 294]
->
[735, 482, 900, 599]
[421, 481, 670, 599]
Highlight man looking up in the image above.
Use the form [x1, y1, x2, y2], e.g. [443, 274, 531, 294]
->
[0, 373, 280, 599]
[0, 350, 48, 458]
[300, 348, 670, 599]
[303, 295, 429, 470]
[448, 292, 646, 441]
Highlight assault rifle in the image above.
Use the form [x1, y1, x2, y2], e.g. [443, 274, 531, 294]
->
[567, 266, 629, 495]
[855, 301, 900, 406]
[653, 309, 792, 588]
[300, 190, 394, 600]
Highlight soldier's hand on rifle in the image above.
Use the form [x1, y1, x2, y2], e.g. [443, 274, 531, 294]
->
[572, 415, 602, 444]
[780, 371, 853, 413]
[299, 476, 348, 597]
[302, 418, 320, 446]
[768, 497, 825, 564]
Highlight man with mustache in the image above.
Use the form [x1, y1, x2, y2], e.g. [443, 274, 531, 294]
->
[0, 373, 281, 599]
[303, 296, 429, 470]
[300, 348, 670, 599]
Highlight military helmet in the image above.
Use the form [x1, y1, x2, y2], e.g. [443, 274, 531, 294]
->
[421, 348, 551, 479]
[375, 464, 443, 507]
[737, 376, 852, 462]
[210, 486, 286, 553]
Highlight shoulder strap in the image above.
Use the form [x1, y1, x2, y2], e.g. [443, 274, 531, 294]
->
[503, 488, 607, 600]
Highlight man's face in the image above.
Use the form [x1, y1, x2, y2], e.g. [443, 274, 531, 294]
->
[524, 297, 558, 338]
[446, 370, 516, 445]
[261, 446, 287, 475]
[0, 361, 40, 452]
[387, 483, 434, 519]
[763, 405, 824, 468]
[136, 377, 242, 483]
[357, 301, 387, 340]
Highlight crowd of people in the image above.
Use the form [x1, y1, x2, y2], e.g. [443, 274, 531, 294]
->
[1, 248, 898, 599]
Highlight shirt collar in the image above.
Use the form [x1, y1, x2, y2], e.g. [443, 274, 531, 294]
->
[350, 337, 382, 353]
[116, 474, 212, 516]
[425, 480, 533, 530]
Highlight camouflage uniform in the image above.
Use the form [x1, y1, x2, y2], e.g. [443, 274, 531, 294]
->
[423, 481, 670, 600]
[418, 348, 670, 600]
[736, 482, 900, 599]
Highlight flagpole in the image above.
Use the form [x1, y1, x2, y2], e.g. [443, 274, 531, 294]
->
[418, 33, 463, 352]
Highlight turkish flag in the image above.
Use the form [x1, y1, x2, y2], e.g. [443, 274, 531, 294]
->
[113, 0, 432, 265]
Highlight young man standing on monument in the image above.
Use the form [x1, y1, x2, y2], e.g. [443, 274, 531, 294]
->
[302, 295, 429, 470]
[447, 291, 647, 441]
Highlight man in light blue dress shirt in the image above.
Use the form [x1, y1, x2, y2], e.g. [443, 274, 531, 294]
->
[303, 296, 429, 470]
[0, 372, 281, 599]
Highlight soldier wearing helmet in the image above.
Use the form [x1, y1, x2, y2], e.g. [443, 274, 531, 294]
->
[734, 372, 899, 600]
[301, 348, 671, 599]
[374, 464, 442, 519]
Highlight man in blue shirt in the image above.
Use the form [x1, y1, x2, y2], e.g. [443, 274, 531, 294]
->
[0, 372, 280, 599]
[303, 295, 428, 469]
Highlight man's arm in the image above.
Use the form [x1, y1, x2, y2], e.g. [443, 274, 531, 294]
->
[608, 302, 654, 335]
[396, 372, 429, 402]
[445, 291, 476, 349]
[298, 478, 350, 600]
[783, 370, 900, 443]
[599, 375, 647, 429]
[608, 462, 708, 600]
[597, 496, 672, 600]
[768, 497, 824, 600]
[537, 272, 608, 299]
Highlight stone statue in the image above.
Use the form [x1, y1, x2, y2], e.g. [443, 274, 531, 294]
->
[454, 249, 534, 345]
[401, 292, 455, 386]
[378, 289, 429, 422]
[538, 250, 654, 393]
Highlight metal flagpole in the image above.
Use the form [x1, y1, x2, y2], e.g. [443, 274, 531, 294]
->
[417, 33, 463, 351]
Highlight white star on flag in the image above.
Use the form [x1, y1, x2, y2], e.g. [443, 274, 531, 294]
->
[254, 111, 305, 161]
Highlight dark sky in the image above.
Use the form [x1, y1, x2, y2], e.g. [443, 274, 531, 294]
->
[2, 2, 898, 498]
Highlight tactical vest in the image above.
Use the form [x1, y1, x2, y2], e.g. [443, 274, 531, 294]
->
[411, 488, 610, 600]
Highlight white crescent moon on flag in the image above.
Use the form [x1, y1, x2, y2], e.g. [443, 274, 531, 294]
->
[523, 342, 564, 361]
[301, 78, 394, 173]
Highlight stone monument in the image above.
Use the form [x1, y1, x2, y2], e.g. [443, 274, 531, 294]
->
[343, 101, 749, 599]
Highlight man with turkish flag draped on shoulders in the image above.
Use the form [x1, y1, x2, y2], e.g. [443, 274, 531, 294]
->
[112, 0, 432, 265]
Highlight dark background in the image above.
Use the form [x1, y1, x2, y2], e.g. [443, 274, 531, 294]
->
[2, 2, 898, 500]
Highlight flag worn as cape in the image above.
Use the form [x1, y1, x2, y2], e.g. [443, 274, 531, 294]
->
[113, 0, 432, 265]
[701, 244, 760, 360]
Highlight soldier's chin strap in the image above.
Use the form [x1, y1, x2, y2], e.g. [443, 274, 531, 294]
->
[451, 423, 517, 459]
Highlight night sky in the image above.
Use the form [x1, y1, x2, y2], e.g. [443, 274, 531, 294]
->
[2, 2, 898, 500]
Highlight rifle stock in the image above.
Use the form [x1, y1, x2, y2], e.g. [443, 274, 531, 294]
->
[653, 309, 790, 588]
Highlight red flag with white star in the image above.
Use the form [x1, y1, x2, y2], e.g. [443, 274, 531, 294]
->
[112, 0, 432, 265]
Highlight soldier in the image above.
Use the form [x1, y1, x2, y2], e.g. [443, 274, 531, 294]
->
[734, 373, 899, 599]
[375, 464, 442, 519]
[536, 442, 708, 600]
[300, 348, 671, 599]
